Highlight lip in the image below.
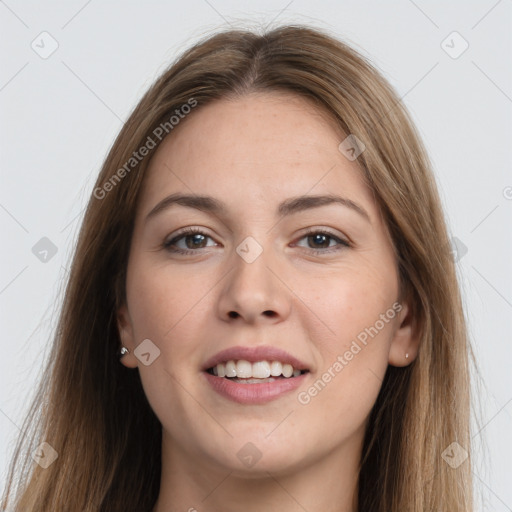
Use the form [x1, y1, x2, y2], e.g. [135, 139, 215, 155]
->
[203, 370, 309, 404]
[202, 345, 311, 372]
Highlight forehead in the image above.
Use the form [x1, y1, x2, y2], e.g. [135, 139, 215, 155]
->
[139, 92, 377, 220]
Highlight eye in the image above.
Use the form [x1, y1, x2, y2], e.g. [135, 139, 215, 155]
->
[293, 229, 350, 254]
[163, 227, 350, 256]
[163, 227, 218, 255]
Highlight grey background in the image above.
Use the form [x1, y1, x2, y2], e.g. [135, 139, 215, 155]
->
[1, 0, 511, 509]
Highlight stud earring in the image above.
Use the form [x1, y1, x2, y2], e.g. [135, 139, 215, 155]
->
[118, 346, 130, 358]
[405, 352, 409, 359]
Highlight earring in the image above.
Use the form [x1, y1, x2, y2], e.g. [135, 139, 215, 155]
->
[118, 346, 130, 358]
[405, 352, 409, 359]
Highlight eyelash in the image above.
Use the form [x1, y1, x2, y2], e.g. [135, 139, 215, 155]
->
[162, 227, 350, 256]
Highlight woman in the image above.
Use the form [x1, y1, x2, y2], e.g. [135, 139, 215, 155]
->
[1, 25, 475, 511]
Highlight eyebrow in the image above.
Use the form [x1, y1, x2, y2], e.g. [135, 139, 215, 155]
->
[145, 193, 371, 224]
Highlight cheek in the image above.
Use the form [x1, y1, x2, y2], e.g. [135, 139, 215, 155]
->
[292, 261, 398, 348]
[126, 260, 213, 341]
[125, 259, 218, 409]
[291, 262, 398, 421]
[296, 295, 395, 443]
[124, 263, 212, 422]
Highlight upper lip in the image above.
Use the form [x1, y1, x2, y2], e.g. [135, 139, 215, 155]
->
[202, 345, 311, 372]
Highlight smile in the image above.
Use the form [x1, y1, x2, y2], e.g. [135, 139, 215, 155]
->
[203, 361, 309, 404]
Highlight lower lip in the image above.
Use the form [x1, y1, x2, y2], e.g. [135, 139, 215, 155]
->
[203, 371, 308, 404]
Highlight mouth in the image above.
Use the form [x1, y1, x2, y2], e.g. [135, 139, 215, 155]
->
[202, 358, 311, 404]
[205, 360, 310, 384]
[201, 346, 312, 404]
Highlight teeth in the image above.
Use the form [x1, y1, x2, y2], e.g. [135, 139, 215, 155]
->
[252, 361, 271, 378]
[270, 361, 282, 376]
[210, 359, 305, 379]
[235, 360, 252, 378]
[282, 363, 293, 378]
[225, 360, 237, 378]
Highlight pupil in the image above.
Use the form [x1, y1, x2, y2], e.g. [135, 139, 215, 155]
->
[186, 234, 205, 249]
[310, 234, 329, 248]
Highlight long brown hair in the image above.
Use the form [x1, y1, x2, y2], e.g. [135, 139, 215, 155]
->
[1, 24, 475, 511]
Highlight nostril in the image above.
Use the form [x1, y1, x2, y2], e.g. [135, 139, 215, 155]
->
[227, 311, 276, 319]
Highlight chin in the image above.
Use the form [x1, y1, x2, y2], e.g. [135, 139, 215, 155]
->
[204, 438, 309, 477]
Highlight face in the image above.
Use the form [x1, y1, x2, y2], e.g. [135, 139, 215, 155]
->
[117, 92, 417, 477]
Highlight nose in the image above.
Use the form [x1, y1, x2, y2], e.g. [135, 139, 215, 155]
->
[216, 239, 292, 324]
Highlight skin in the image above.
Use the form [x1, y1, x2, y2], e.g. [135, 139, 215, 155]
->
[117, 92, 419, 512]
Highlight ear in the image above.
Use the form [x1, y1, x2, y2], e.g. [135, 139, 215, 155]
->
[117, 303, 139, 369]
[388, 299, 421, 367]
